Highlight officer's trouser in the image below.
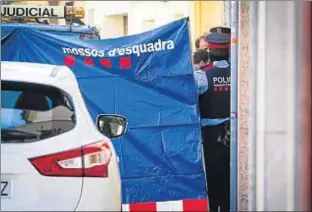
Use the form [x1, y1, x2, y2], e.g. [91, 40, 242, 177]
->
[202, 122, 230, 212]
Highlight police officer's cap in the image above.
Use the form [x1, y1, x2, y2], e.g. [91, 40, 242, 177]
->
[210, 26, 231, 34]
[204, 32, 230, 44]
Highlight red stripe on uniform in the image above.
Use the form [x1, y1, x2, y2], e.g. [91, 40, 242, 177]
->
[129, 202, 157, 211]
[203, 64, 214, 72]
[64, 55, 75, 67]
[182, 199, 209, 211]
[207, 42, 230, 49]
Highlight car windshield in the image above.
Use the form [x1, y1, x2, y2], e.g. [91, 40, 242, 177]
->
[1, 80, 76, 143]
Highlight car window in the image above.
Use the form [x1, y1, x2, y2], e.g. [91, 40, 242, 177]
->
[1, 81, 76, 143]
[2, 90, 53, 108]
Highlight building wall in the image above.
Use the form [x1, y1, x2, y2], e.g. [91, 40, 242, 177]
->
[246, 1, 311, 210]
[83, 1, 130, 38]
[102, 15, 127, 38]
[83, 1, 191, 39]
[127, 1, 191, 35]
[83, 1, 223, 47]
[191, 1, 223, 40]
[9, 1, 49, 6]
[11, 1, 85, 7]
[237, 2, 250, 211]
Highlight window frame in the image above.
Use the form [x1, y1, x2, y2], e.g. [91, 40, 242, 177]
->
[1, 80, 77, 143]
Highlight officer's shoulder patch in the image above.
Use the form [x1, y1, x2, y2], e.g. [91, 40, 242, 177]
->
[213, 60, 230, 68]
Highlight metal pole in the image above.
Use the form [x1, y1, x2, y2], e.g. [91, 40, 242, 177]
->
[248, 1, 258, 211]
[230, 1, 238, 211]
[225, 1, 232, 27]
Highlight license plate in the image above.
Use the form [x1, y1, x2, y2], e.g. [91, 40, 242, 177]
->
[1, 180, 12, 199]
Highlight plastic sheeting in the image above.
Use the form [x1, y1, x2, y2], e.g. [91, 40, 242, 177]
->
[1, 23, 93, 39]
[1, 18, 207, 204]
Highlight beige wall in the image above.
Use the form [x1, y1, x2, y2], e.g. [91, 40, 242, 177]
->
[10, 1, 49, 6]
[102, 15, 126, 39]
[238, 2, 250, 211]
[83, 1, 191, 38]
[83, 1, 131, 38]
[198, 1, 223, 34]
[190, 1, 223, 51]
[127, 1, 190, 35]
[83, 1, 223, 46]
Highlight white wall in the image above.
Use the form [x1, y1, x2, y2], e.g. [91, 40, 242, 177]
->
[252, 1, 307, 211]
[128, 1, 191, 34]
[83, 1, 129, 38]
[102, 15, 126, 38]
[83, 1, 191, 38]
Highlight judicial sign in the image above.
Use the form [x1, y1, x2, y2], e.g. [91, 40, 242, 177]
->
[1, 5, 65, 18]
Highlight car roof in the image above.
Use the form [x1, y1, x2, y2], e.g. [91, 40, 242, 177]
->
[1, 61, 77, 88]
[1, 23, 93, 33]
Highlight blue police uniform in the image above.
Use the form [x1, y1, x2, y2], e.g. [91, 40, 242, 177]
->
[199, 32, 231, 212]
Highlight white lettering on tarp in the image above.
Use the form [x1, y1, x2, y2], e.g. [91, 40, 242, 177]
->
[1, 6, 65, 18]
[62, 47, 106, 57]
[61, 39, 175, 58]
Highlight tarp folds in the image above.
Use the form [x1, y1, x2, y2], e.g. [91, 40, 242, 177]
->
[1, 18, 207, 203]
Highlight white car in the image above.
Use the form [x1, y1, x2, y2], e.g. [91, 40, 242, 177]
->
[1, 61, 127, 211]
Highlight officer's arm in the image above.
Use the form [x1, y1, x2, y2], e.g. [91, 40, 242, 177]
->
[193, 69, 208, 95]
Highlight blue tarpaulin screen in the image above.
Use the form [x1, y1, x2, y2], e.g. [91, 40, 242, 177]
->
[1, 18, 207, 204]
[1, 23, 94, 39]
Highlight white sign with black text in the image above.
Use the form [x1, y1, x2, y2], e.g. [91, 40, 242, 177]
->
[1, 5, 65, 18]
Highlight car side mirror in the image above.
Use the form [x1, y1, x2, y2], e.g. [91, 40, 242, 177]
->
[96, 114, 127, 138]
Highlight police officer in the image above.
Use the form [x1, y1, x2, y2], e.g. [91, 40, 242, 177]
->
[210, 26, 231, 34]
[193, 50, 209, 95]
[193, 49, 210, 69]
[200, 27, 231, 72]
[199, 31, 231, 212]
[195, 35, 208, 51]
